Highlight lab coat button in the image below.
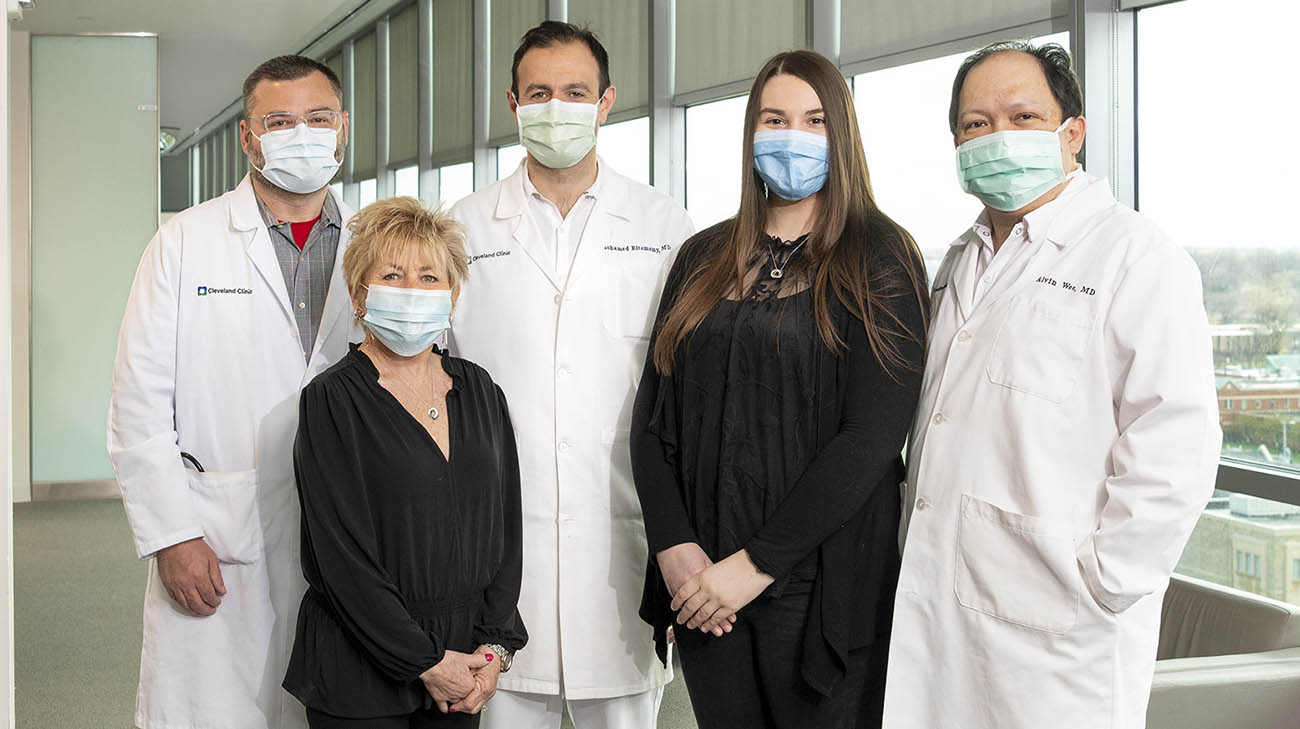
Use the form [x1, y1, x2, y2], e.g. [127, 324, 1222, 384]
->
[558, 367, 570, 377]
[554, 294, 562, 305]
[957, 330, 971, 342]
[916, 496, 930, 511]
[558, 441, 570, 453]
[932, 413, 945, 425]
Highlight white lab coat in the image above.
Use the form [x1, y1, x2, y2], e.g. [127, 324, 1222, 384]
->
[108, 177, 357, 729]
[449, 161, 694, 700]
[883, 174, 1221, 729]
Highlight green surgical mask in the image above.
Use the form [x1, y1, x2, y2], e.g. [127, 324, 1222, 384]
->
[956, 118, 1072, 211]
[515, 96, 600, 169]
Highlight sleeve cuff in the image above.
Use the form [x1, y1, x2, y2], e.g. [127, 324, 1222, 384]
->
[137, 527, 206, 561]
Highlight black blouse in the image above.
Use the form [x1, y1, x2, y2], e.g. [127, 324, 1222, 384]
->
[283, 344, 527, 718]
[631, 223, 927, 696]
[669, 234, 822, 584]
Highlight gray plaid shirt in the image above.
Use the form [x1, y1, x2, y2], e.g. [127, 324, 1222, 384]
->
[255, 192, 342, 360]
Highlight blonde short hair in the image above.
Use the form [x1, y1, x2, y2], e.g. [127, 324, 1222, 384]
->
[342, 196, 469, 295]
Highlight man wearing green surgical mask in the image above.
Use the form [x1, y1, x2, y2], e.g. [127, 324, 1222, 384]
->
[449, 20, 695, 729]
[882, 41, 1221, 729]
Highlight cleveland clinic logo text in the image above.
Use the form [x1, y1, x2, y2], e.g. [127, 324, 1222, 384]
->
[197, 286, 253, 296]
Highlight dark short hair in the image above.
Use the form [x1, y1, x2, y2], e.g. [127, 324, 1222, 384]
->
[242, 55, 343, 118]
[948, 41, 1082, 135]
[511, 21, 610, 99]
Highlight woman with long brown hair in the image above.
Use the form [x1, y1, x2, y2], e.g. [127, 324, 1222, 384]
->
[630, 50, 928, 728]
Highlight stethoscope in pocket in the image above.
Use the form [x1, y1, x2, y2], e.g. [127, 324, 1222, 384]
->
[180, 452, 205, 473]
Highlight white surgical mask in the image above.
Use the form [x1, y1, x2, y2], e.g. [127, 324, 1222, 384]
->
[252, 123, 341, 194]
[515, 97, 600, 169]
[361, 284, 453, 357]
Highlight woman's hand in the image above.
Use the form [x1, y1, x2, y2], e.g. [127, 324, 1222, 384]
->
[448, 646, 503, 714]
[657, 543, 737, 637]
[419, 650, 490, 713]
[671, 549, 774, 634]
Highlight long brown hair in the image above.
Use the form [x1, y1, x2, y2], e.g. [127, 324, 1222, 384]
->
[653, 49, 928, 377]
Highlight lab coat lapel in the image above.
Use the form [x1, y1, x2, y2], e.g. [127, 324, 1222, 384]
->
[564, 168, 629, 291]
[229, 178, 295, 327]
[946, 233, 979, 324]
[496, 166, 563, 292]
[973, 175, 1114, 315]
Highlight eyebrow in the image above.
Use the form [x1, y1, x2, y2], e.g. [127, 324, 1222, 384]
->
[263, 107, 339, 116]
[524, 81, 591, 94]
[758, 107, 825, 116]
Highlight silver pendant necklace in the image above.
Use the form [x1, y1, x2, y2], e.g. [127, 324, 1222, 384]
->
[366, 343, 441, 420]
[765, 236, 808, 279]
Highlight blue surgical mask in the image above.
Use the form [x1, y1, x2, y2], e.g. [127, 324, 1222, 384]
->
[956, 118, 1073, 212]
[361, 284, 453, 357]
[752, 130, 829, 201]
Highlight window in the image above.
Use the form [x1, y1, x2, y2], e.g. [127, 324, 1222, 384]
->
[1137, 0, 1300, 474]
[1293, 559, 1300, 581]
[394, 165, 419, 199]
[358, 178, 377, 209]
[495, 116, 650, 186]
[1181, 491, 1298, 603]
[497, 143, 526, 180]
[437, 162, 474, 207]
[596, 116, 651, 186]
[684, 95, 748, 231]
[852, 31, 1068, 281]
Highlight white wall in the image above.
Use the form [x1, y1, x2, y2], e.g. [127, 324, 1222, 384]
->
[8, 30, 28, 505]
[28, 35, 157, 486]
[1, 16, 16, 728]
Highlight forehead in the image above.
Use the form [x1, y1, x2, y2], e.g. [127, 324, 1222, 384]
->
[369, 238, 444, 271]
[248, 71, 339, 113]
[517, 41, 600, 87]
[958, 51, 1057, 113]
[758, 73, 822, 110]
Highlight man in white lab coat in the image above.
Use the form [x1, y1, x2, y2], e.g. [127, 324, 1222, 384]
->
[450, 21, 694, 729]
[882, 41, 1221, 729]
[108, 56, 355, 729]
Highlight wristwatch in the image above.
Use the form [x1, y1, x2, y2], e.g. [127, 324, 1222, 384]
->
[487, 643, 514, 673]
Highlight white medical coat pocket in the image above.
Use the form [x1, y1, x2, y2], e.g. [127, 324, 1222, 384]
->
[186, 469, 264, 564]
[955, 494, 1079, 635]
[986, 294, 1095, 403]
[600, 262, 661, 341]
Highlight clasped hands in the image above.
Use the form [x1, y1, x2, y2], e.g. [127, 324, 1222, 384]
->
[656, 542, 774, 637]
[419, 645, 502, 715]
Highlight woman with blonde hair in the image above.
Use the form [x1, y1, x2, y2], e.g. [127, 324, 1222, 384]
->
[631, 50, 929, 728]
[283, 197, 526, 728]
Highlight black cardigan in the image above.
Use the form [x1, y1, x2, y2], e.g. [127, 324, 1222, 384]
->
[630, 223, 927, 697]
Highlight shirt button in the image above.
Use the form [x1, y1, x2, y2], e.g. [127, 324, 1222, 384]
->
[981, 275, 992, 284]
[298, 302, 306, 309]
[932, 413, 945, 425]
[558, 441, 570, 453]
[957, 330, 972, 342]
[916, 496, 930, 511]
[554, 294, 562, 305]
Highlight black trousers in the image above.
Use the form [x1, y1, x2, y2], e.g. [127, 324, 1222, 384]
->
[306, 706, 480, 728]
[675, 581, 887, 729]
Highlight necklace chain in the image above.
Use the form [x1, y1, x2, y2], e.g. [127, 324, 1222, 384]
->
[363, 342, 441, 420]
[765, 236, 807, 280]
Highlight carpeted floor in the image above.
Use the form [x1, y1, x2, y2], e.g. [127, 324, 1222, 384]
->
[13, 498, 698, 729]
